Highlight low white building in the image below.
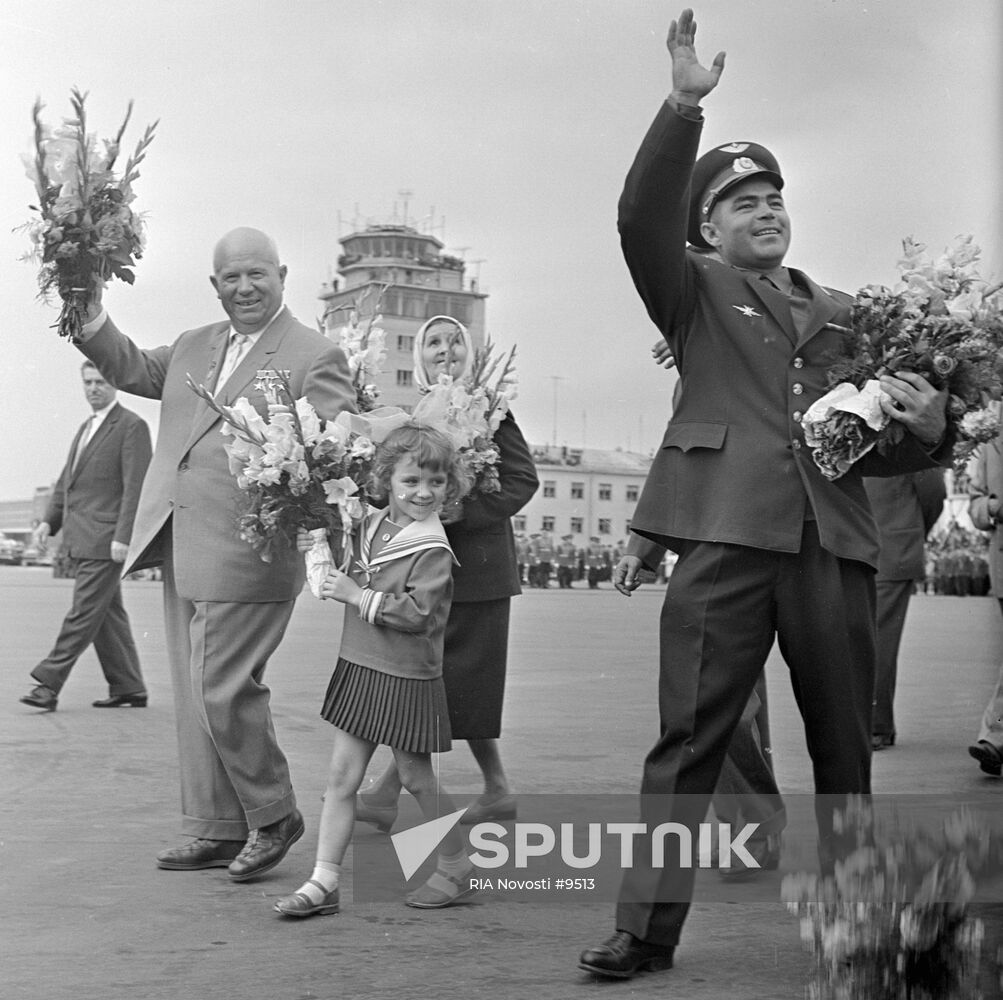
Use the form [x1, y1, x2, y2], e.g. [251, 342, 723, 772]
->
[514, 445, 652, 547]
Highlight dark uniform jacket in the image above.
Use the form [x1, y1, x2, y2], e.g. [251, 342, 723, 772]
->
[619, 102, 948, 570]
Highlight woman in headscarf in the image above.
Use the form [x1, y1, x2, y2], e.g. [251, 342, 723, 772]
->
[356, 316, 539, 825]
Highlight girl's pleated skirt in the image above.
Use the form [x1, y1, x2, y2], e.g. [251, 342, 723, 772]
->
[321, 657, 452, 753]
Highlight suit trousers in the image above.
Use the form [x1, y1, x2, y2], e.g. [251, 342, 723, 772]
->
[615, 522, 875, 947]
[33, 558, 145, 696]
[977, 599, 1003, 747]
[872, 579, 914, 737]
[162, 552, 297, 840]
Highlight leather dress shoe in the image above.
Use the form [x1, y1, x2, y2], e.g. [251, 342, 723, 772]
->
[229, 809, 305, 882]
[719, 832, 781, 881]
[459, 794, 517, 825]
[157, 838, 243, 870]
[969, 740, 1003, 777]
[93, 692, 148, 708]
[871, 732, 896, 751]
[20, 685, 58, 711]
[578, 930, 675, 979]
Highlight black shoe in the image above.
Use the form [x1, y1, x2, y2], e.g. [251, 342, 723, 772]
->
[157, 838, 243, 870]
[228, 809, 305, 882]
[871, 732, 895, 751]
[20, 685, 58, 711]
[93, 692, 148, 708]
[578, 931, 675, 979]
[719, 832, 782, 881]
[968, 740, 1003, 777]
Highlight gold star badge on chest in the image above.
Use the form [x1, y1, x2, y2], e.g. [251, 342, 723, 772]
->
[733, 304, 762, 318]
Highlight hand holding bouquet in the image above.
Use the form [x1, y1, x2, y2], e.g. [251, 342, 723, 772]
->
[20, 90, 157, 341]
[186, 374, 409, 585]
[802, 236, 1003, 480]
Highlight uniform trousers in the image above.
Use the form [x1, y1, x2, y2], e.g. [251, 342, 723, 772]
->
[872, 579, 914, 738]
[162, 552, 297, 840]
[616, 522, 875, 947]
[32, 557, 145, 696]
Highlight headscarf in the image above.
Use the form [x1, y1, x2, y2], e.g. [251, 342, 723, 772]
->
[412, 315, 472, 392]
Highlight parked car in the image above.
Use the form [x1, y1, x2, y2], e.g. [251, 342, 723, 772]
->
[20, 543, 53, 567]
[0, 532, 24, 566]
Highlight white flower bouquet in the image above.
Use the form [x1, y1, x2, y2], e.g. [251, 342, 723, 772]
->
[186, 375, 409, 592]
[802, 237, 1003, 480]
[412, 337, 518, 495]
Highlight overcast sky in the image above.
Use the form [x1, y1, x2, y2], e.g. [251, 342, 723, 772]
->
[1, 0, 999, 500]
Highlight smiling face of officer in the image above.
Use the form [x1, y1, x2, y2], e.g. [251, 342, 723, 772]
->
[700, 177, 791, 273]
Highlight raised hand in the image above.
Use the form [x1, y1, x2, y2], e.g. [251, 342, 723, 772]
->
[667, 8, 725, 104]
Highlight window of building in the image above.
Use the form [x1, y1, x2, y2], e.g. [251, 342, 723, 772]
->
[598, 483, 612, 501]
[542, 516, 555, 532]
[396, 370, 413, 387]
[396, 334, 414, 352]
[570, 516, 583, 534]
[570, 481, 584, 499]
[543, 480, 556, 498]
[626, 484, 639, 502]
[598, 518, 612, 535]
[513, 515, 526, 533]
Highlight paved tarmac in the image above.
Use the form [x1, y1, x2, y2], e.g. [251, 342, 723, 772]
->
[3, 566, 1003, 999]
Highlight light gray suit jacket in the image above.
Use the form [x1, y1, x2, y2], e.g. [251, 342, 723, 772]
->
[80, 306, 355, 602]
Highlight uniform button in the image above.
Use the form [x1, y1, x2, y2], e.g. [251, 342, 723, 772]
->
[792, 383, 804, 395]
[792, 439, 802, 450]
[168, 499, 174, 507]
[793, 357, 804, 369]
[179, 462, 189, 472]
[793, 410, 803, 422]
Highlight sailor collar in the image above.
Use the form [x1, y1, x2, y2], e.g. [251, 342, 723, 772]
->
[360, 507, 459, 568]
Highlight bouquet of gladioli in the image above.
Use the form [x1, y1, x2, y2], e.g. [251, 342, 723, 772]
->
[412, 337, 518, 495]
[20, 89, 157, 342]
[782, 797, 994, 1000]
[321, 284, 390, 413]
[186, 375, 409, 592]
[802, 236, 1003, 480]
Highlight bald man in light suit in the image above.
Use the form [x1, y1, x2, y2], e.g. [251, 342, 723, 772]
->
[77, 228, 355, 881]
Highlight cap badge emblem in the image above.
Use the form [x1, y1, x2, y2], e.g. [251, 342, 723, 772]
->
[732, 156, 759, 174]
[719, 143, 749, 153]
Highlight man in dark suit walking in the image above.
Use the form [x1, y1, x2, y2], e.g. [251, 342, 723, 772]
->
[20, 362, 152, 712]
[579, 9, 952, 980]
[864, 470, 946, 750]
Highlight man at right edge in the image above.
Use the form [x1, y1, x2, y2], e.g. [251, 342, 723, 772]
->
[579, 9, 951, 980]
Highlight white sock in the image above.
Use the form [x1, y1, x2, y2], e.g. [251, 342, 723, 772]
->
[437, 849, 471, 878]
[295, 861, 341, 904]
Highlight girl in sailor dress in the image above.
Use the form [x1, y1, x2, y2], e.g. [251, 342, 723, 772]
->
[274, 422, 474, 918]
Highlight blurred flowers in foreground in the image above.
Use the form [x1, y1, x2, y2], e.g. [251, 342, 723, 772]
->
[782, 796, 1003, 998]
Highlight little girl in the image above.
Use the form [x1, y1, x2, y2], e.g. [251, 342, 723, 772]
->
[274, 423, 474, 918]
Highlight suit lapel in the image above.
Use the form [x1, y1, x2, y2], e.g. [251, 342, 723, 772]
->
[182, 323, 238, 453]
[215, 313, 287, 405]
[745, 275, 798, 346]
[69, 405, 121, 484]
[789, 269, 846, 349]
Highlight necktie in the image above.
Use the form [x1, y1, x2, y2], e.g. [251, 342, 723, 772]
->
[71, 416, 95, 471]
[216, 332, 250, 390]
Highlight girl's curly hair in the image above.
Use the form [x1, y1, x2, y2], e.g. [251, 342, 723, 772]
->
[369, 422, 472, 508]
